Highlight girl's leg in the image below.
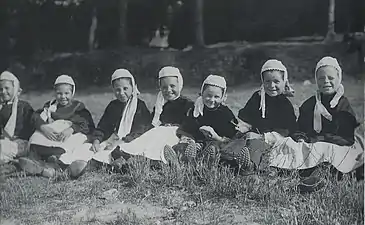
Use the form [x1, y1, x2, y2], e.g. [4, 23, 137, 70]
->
[30, 144, 66, 161]
[298, 167, 318, 178]
[17, 156, 62, 178]
[111, 146, 132, 161]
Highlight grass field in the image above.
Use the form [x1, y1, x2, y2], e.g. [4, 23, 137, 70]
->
[0, 79, 364, 225]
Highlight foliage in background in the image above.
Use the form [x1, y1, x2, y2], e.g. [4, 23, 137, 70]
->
[1, 0, 363, 53]
[7, 42, 362, 91]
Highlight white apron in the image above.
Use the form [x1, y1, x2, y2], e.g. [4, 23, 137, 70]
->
[92, 126, 180, 164]
[29, 120, 88, 164]
[265, 131, 364, 173]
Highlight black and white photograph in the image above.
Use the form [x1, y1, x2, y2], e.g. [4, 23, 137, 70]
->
[0, 0, 364, 224]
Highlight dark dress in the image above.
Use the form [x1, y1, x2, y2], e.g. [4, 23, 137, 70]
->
[31, 100, 95, 159]
[92, 98, 151, 143]
[152, 96, 194, 126]
[33, 100, 95, 135]
[180, 104, 238, 142]
[0, 100, 35, 140]
[293, 94, 359, 146]
[238, 91, 297, 137]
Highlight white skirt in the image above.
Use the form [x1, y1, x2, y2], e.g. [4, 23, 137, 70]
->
[29, 120, 88, 165]
[0, 138, 28, 164]
[60, 132, 122, 165]
[92, 126, 180, 164]
[265, 132, 364, 173]
[59, 143, 95, 165]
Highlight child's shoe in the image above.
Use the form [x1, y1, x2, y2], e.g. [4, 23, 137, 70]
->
[202, 143, 218, 162]
[237, 146, 252, 170]
[67, 160, 88, 179]
[42, 167, 57, 178]
[297, 176, 326, 194]
[111, 157, 128, 173]
[184, 143, 197, 161]
[163, 145, 178, 165]
[184, 143, 203, 161]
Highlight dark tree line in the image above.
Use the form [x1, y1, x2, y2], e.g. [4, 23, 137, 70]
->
[0, 0, 364, 70]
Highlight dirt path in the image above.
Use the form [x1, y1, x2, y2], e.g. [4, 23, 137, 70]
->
[1, 192, 262, 225]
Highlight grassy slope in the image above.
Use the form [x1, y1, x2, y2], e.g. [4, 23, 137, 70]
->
[0, 79, 363, 225]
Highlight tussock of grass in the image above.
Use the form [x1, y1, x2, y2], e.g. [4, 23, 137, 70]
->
[0, 160, 363, 224]
[110, 155, 363, 224]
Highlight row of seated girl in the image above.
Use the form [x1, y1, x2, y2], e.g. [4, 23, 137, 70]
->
[0, 56, 363, 180]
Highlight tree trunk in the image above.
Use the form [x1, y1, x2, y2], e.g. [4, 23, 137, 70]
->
[194, 0, 205, 48]
[118, 0, 128, 47]
[88, 7, 98, 51]
[325, 0, 336, 42]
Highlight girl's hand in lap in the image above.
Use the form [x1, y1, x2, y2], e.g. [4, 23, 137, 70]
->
[199, 126, 221, 141]
[233, 119, 251, 134]
[91, 140, 102, 152]
[58, 127, 74, 142]
[245, 132, 263, 140]
[40, 125, 59, 141]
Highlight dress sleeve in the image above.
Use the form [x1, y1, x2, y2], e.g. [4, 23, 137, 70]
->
[32, 102, 50, 130]
[238, 92, 258, 126]
[274, 99, 297, 137]
[177, 108, 200, 140]
[69, 104, 93, 135]
[219, 107, 238, 139]
[328, 100, 359, 146]
[22, 102, 36, 140]
[92, 102, 115, 142]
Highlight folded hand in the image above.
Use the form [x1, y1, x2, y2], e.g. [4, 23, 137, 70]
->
[57, 127, 74, 142]
[40, 125, 58, 141]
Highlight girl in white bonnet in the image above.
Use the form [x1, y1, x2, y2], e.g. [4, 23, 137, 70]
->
[18, 75, 94, 178]
[82, 69, 151, 168]
[237, 59, 297, 171]
[166, 75, 244, 167]
[238, 59, 296, 137]
[0, 71, 34, 174]
[291, 56, 364, 180]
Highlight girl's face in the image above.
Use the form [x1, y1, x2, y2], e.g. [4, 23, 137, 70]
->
[0, 80, 15, 102]
[160, 76, 180, 101]
[55, 83, 73, 106]
[112, 78, 133, 103]
[262, 70, 285, 97]
[316, 66, 340, 95]
[202, 85, 224, 109]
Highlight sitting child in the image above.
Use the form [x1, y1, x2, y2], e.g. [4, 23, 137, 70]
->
[0, 71, 34, 174]
[18, 75, 94, 178]
[151, 66, 194, 127]
[237, 59, 296, 170]
[293, 57, 359, 146]
[291, 56, 363, 179]
[238, 59, 296, 137]
[167, 75, 242, 166]
[88, 69, 151, 165]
